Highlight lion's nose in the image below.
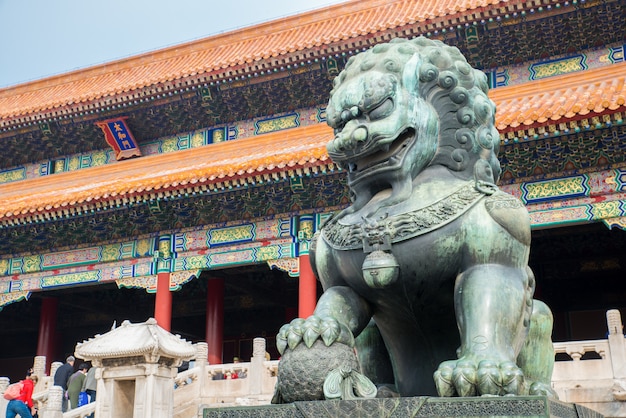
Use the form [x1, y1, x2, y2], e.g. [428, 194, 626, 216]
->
[341, 106, 361, 122]
[352, 126, 368, 143]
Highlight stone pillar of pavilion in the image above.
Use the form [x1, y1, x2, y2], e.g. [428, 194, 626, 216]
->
[36, 297, 58, 374]
[154, 235, 173, 331]
[297, 215, 317, 318]
[206, 277, 224, 364]
[75, 318, 195, 418]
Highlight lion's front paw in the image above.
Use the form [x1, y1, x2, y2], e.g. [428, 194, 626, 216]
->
[276, 315, 354, 355]
[434, 359, 525, 397]
[529, 381, 558, 399]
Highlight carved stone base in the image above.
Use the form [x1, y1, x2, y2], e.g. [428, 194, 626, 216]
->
[202, 396, 603, 418]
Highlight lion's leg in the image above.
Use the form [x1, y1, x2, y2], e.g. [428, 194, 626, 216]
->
[314, 285, 373, 335]
[517, 299, 558, 398]
[455, 265, 529, 360]
[435, 264, 532, 396]
[276, 285, 373, 355]
[355, 319, 396, 395]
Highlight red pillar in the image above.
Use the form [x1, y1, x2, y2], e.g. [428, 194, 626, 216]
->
[155, 272, 172, 331]
[36, 297, 58, 374]
[206, 278, 224, 365]
[298, 254, 317, 318]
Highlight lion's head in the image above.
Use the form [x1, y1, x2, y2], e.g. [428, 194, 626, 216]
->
[326, 37, 501, 193]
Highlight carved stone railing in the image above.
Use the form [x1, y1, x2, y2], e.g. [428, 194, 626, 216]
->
[552, 340, 612, 381]
[173, 338, 278, 417]
[551, 309, 626, 417]
[61, 403, 96, 418]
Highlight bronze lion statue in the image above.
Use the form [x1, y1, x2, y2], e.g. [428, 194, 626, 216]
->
[273, 37, 556, 402]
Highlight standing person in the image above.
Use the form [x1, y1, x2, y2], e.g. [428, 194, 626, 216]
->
[53, 355, 75, 412]
[5, 374, 38, 418]
[81, 365, 97, 418]
[233, 357, 247, 378]
[67, 363, 88, 410]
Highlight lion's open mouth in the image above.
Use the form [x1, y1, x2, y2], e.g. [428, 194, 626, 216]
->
[344, 128, 415, 175]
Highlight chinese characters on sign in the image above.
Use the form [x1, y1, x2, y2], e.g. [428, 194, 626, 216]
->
[96, 117, 142, 160]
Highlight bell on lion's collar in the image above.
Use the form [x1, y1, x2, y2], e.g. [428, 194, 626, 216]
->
[362, 250, 399, 288]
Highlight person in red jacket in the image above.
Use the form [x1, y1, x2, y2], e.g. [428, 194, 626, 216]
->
[5, 374, 38, 418]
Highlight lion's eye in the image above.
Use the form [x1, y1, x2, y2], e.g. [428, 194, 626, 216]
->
[331, 117, 345, 131]
[368, 98, 394, 121]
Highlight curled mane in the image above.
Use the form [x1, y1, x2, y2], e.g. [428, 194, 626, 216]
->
[330, 37, 501, 184]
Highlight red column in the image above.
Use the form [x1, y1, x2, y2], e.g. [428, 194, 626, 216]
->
[206, 278, 224, 365]
[155, 272, 172, 331]
[36, 297, 58, 374]
[298, 254, 317, 318]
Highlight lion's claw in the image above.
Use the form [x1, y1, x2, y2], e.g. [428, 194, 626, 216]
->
[434, 358, 527, 397]
[433, 362, 455, 397]
[452, 360, 477, 397]
[501, 362, 524, 395]
[476, 360, 501, 396]
[303, 319, 320, 347]
[277, 316, 354, 355]
[287, 318, 306, 350]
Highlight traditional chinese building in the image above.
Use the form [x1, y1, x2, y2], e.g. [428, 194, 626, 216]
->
[1, 0, 625, 383]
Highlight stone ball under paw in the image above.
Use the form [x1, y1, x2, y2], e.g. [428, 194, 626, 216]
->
[276, 340, 359, 403]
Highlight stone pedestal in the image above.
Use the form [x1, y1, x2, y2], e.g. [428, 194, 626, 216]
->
[202, 396, 603, 418]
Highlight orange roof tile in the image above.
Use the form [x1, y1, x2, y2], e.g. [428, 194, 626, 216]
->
[1, 62, 625, 224]
[0, 0, 521, 121]
[0, 124, 333, 223]
[492, 62, 626, 131]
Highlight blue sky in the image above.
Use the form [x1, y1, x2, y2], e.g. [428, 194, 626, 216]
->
[0, 0, 346, 88]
